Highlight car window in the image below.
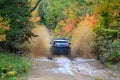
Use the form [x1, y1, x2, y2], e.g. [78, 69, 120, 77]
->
[55, 41, 68, 43]
[54, 41, 69, 46]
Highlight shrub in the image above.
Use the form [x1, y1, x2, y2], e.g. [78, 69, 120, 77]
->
[94, 25, 120, 63]
[0, 51, 30, 80]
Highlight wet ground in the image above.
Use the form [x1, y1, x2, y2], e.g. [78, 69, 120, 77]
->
[25, 56, 120, 80]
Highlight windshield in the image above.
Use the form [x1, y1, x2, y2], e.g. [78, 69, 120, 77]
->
[55, 41, 68, 43]
[54, 41, 69, 46]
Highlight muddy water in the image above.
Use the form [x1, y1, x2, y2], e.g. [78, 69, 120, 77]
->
[71, 23, 96, 58]
[28, 13, 96, 58]
[29, 25, 51, 57]
[26, 57, 120, 80]
[28, 0, 96, 58]
[28, 24, 96, 58]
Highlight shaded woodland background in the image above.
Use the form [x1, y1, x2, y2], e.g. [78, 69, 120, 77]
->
[0, 0, 120, 63]
[0, 0, 120, 79]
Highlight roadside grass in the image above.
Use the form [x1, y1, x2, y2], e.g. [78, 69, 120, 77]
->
[0, 51, 30, 80]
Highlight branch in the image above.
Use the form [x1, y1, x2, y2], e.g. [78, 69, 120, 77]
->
[30, 0, 41, 12]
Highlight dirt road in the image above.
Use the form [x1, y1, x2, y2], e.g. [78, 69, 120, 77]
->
[25, 56, 120, 80]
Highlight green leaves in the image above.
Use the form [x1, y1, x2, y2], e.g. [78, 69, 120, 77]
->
[97, 0, 103, 3]
[94, 0, 120, 63]
[40, 0, 87, 29]
[40, 0, 70, 29]
[0, 51, 30, 79]
[94, 25, 120, 63]
[0, 0, 32, 51]
[39, 0, 92, 38]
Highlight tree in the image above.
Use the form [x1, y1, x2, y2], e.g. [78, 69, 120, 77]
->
[39, 0, 91, 38]
[0, 0, 32, 52]
[94, 0, 120, 63]
[39, 0, 70, 29]
[30, 0, 42, 12]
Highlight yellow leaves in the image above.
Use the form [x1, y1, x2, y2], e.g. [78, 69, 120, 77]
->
[0, 26, 9, 31]
[29, 16, 40, 23]
[69, 2, 78, 9]
[58, 20, 65, 26]
[0, 65, 16, 78]
[63, 2, 77, 22]
[29, 0, 36, 8]
[31, 11, 37, 16]
[29, 5, 41, 23]
[0, 22, 10, 31]
[0, 17, 3, 21]
[61, 2, 79, 34]
[0, 21, 9, 41]
[63, 9, 67, 16]
[36, 17, 40, 21]
[7, 71, 16, 76]
[0, 16, 10, 30]
[0, 34, 6, 41]
[81, 14, 97, 28]
[93, 0, 120, 27]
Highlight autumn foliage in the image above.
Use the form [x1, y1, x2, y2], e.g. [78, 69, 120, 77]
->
[0, 17, 9, 41]
[82, 14, 97, 27]
[71, 14, 96, 58]
[62, 18, 76, 32]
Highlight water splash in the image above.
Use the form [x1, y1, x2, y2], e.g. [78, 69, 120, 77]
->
[27, 0, 51, 57]
[29, 25, 51, 57]
[71, 23, 96, 58]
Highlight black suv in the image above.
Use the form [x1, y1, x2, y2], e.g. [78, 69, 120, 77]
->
[50, 39, 71, 55]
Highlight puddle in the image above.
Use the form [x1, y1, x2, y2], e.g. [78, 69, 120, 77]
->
[44, 57, 120, 80]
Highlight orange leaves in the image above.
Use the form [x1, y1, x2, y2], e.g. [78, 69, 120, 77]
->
[62, 18, 76, 32]
[29, 11, 40, 23]
[54, 18, 77, 38]
[0, 16, 9, 41]
[0, 34, 6, 41]
[29, 0, 41, 23]
[31, 11, 37, 16]
[29, 16, 40, 23]
[57, 32, 62, 35]
[0, 22, 10, 32]
[0, 22, 9, 41]
[0, 25, 9, 31]
[82, 14, 97, 28]
[54, 14, 97, 38]
[29, 11, 41, 23]
[61, 2, 78, 33]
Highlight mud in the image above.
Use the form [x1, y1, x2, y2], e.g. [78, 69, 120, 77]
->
[71, 23, 96, 58]
[25, 57, 120, 80]
[29, 25, 51, 57]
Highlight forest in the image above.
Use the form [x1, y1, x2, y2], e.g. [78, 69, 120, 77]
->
[0, 0, 120, 79]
